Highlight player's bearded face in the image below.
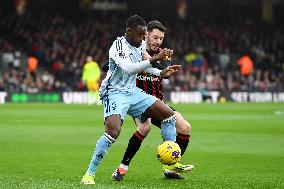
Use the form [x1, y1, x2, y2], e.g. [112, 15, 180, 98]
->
[147, 29, 164, 52]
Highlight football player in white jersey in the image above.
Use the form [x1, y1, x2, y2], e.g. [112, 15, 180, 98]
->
[81, 15, 181, 184]
[112, 20, 194, 181]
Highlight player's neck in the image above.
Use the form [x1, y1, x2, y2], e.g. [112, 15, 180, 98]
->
[125, 35, 137, 48]
[146, 47, 157, 54]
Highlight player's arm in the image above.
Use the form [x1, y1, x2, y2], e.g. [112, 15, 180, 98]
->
[159, 60, 176, 78]
[145, 64, 181, 78]
[111, 46, 171, 75]
[82, 65, 87, 82]
[143, 49, 174, 70]
[148, 48, 173, 69]
[160, 65, 181, 78]
[102, 57, 151, 73]
[94, 68, 101, 81]
[144, 67, 162, 76]
[147, 59, 173, 70]
[113, 54, 151, 75]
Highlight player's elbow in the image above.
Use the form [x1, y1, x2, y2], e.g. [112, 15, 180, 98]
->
[124, 69, 133, 75]
[119, 64, 134, 75]
[123, 68, 136, 75]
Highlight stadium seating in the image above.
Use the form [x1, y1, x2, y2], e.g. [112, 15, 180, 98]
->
[0, 11, 283, 93]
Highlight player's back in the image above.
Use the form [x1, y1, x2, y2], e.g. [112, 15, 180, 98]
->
[100, 36, 145, 99]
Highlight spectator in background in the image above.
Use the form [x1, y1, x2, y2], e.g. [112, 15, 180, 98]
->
[13, 51, 21, 70]
[0, 11, 283, 93]
[184, 47, 207, 78]
[27, 56, 38, 81]
[0, 78, 5, 91]
[218, 48, 230, 71]
[82, 56, 101, 105]
[237, 55, 254, 76]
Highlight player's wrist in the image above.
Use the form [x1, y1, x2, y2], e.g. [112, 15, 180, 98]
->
[160, 70, 167, 78]
[150, 53, 165, 62]
[149, 56, 158, 63]
[150, 60, 164, 69]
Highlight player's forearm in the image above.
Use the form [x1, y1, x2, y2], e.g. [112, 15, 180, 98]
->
[144, 67, 161, 76]
[119, 60, 151, 75]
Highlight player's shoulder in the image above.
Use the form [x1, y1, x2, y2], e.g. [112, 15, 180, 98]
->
[92, 61, 99, 67]
[141, 40, 146, 49]
[112, 36, 125, 46]
[110, 36, 127, 52]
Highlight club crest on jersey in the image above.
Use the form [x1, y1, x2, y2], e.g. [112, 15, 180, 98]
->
[119, 51, 126, 59]
[111, 102, 117, 110]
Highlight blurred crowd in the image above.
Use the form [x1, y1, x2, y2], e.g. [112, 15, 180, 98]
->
[0, 11, 283, 94]
[166, 14, 284, 92]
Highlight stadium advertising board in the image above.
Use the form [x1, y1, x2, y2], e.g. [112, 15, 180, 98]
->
[0, 92, 7, 104]
[169, 91, 284, 103]
[62, 92, 100, 104]
[230, 92, 284, 103]
[1, 92, 284, 104]
[1, 93, 60, 103]
[170, 91, 220, 103]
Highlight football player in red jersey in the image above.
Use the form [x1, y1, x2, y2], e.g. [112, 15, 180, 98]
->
[112, 20, 194, 181]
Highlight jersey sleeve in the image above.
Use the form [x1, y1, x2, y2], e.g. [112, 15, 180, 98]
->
[109, 38, 152, 75]
[144, 67, 161, 76]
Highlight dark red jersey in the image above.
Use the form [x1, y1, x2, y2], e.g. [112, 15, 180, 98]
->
[136, 49, 165, 100]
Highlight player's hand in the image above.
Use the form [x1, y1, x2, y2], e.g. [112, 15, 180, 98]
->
[150, 48, 173, 62]
[160, 65, 181, 78]
[142, 51, 151, 60]
[163, 49, 174, 61]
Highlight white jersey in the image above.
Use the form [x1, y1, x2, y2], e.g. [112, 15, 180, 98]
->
[100, 36, 149, 98]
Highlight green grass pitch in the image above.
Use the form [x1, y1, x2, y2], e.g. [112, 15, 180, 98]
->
[0, 103, 284, 189]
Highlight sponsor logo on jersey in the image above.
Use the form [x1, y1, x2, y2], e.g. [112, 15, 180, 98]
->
[137, 75, 159, 81]
[119, 51, 127, 58]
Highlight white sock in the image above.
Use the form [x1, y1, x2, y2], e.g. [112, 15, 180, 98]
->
[119, 164, 129, 171]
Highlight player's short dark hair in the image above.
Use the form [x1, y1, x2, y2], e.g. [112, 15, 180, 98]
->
[147, 20, 166, 32]
[126, 15, 146, 29]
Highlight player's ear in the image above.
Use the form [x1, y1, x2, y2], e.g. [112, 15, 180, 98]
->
[126, 28, 132, 35]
